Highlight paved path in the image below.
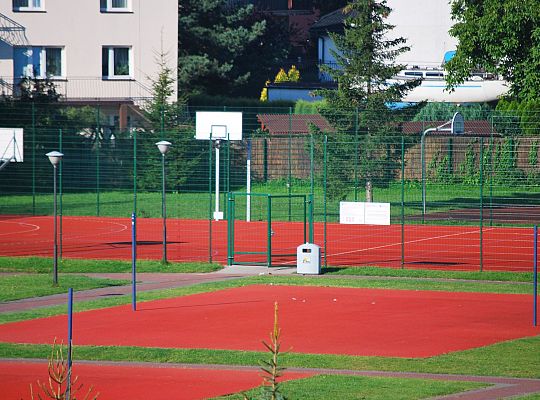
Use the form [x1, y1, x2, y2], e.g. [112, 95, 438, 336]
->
[0, 265, 296, 313]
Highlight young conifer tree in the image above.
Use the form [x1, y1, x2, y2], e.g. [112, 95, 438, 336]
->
[317, 0, 420, 199]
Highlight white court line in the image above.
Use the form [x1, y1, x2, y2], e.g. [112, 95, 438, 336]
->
[281, 226, 496, 265]
[0, 221, 40, 236]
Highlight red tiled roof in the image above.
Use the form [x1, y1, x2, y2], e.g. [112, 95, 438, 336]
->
[401, 120, 500, 136]
[257, 114, 335, 135]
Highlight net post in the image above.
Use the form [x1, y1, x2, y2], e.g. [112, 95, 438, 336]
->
[534, 225, 538, 326]
[66, 287, 73, 400]
[133, 130, 137, 216]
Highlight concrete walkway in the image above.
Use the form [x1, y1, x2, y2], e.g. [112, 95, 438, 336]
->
[0, 265, 296, 313]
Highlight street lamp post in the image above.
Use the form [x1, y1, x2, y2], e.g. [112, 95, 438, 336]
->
[156, 141, 172, 263]
[46, 151, 64, 285]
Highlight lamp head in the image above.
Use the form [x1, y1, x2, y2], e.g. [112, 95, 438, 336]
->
[46, 151, 64, 167]
[156, 141, 172, 155]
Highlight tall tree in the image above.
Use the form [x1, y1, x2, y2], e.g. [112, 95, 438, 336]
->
[316, 0, 419, 199]
[178, 0, 266, 96]
[446, 0, 540, 101]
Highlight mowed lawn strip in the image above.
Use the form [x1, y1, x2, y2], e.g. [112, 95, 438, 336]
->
[212, 375, 489, 400]
[0, 275, 534, 324]
[0, 274, 129, 302]
[0, 257, 221, 274]
[0, 257, 531, 283]
[325, 266, 533, 283]
[0, 335, 538, 378]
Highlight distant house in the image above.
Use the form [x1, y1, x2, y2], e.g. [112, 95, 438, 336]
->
[0, 0, 178, 129]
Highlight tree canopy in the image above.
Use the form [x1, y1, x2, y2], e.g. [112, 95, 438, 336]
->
[446, 0, 540, 101]
[319, 0, 418, 109]
[178, 0, 266, 96]
[316, 0, 420, 199]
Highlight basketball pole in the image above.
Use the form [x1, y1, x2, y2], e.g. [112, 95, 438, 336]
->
[246, 139, 251, 222]
[215, 139, 221, 220]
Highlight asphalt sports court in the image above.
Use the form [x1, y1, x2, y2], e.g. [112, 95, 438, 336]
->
[0, 215, 537, 271]
[0, 285, 538, 358]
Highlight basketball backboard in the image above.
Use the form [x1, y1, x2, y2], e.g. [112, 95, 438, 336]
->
[195, 112, 243, 141]
[0, 128, 24, 162]
[451, 112, 464, 134]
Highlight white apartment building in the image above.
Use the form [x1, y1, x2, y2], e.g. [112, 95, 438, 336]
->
[0, 0, 178, 127]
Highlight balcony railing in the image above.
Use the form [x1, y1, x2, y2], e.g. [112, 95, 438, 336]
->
[0, 76, 153, 105]
[0, 12, 29, 46]
[227, 0, 313, 11]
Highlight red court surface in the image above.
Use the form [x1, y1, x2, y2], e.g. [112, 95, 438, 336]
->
[0, 360, 312, 400]
[0, 285, 538, 358]
[0, 215, 537, 271]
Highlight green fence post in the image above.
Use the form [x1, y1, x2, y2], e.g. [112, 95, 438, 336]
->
[224, 137, 230, 219]
[310, 134, 314, 196]
[401, 135, 405, 269]
[267, 195, 272, 267]
[421, 132, 426, 224]
[59, 129, 63, 259]
[323, 135, 328, 269]
[263, 138, 268, 183]
[489, 130, 494, 227]
[479, 138, 484, 272]
[208, 139, 213, 263]
[96, 106, 101, 217]
[309, 193, 314, 243]
[354, 107, 359, 201]
[31, 102, 36, 215]
[288, 107, 292, 221]
[227, 192, 234, 266]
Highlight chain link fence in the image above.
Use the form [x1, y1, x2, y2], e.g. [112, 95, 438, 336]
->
[0, 103, 539, 270]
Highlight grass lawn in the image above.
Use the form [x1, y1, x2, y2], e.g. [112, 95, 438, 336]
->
[0, 273, 129, 302]
[213, 375, 488, 400]
[325, 266, 534, 283]
[2, 182, 539, 224]
[0, 257, 221, 274]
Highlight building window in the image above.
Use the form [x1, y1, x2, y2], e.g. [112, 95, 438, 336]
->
[102, 47, 132, 78]
[13, 0, 45, 11]
[14, 47, 64, 79]
[100, 0, 131, 12]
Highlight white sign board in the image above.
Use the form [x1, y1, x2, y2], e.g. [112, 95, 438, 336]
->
[340, 201, 366, 224]
[340, 201, 390, 225]
[195, 112, 243, 141]
[0, 128, 24, 162]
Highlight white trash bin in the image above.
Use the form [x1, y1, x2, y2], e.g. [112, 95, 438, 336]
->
[297, 243, 321, 275]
